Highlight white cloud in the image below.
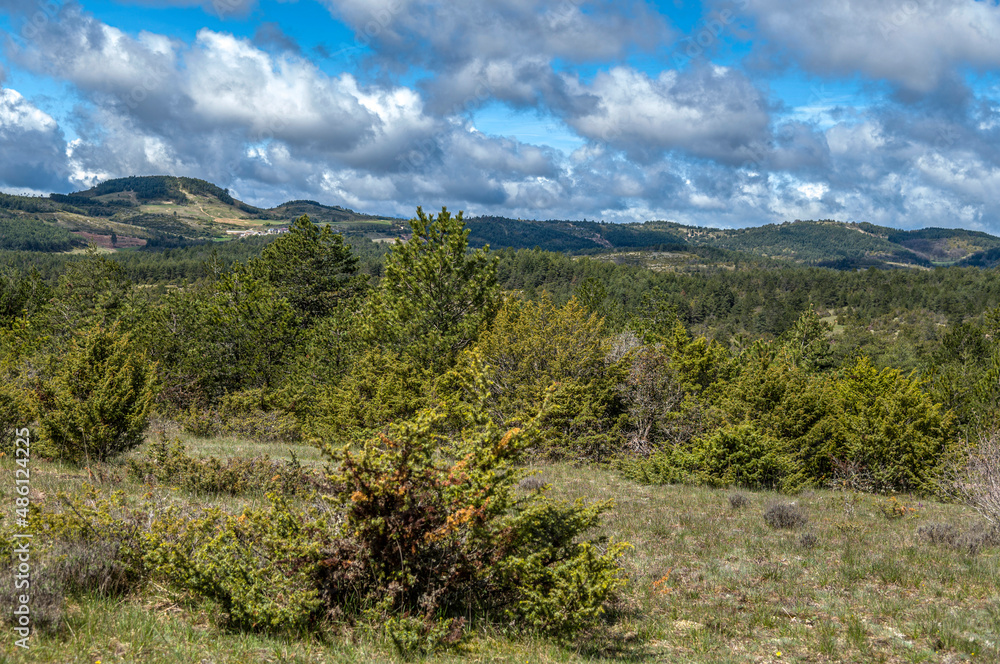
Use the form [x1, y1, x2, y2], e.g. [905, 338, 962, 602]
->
[184, 30, 375, 149]
[0, 88, 69, 190]
[740, 0, 1000, 93]
[563, 65, 770, 163]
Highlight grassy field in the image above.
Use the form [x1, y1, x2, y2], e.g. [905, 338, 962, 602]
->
[2, 428, 997, 663]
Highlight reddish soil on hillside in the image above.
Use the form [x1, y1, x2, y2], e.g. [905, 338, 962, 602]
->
[72, 231, 147, 249]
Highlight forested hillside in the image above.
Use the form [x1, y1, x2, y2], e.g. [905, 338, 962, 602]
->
[3, 176, 1000, 270]
[0, 218, 80, 252]
[2, 207, 999, 661]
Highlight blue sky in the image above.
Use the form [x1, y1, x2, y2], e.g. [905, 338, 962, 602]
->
[2, 0, 1000, 231]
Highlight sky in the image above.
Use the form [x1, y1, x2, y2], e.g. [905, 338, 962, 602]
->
[2, 0, 1000, 231]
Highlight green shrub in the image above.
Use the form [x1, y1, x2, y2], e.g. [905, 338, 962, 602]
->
[473, 295, 626, 460]
[176, 389, 301, 442]
[154, 271, 299, 404]
[38, 322, 157, 464]
[177, 403, 219, 438]
[384, 614, 467, 658]
[687, 423, 789, 489]
[618, 423, 787, 491]
[307, 346, 431, 435]
[247, 213, 361, 323]
[0, 383, 28, 452]
[146, 495, 329, 632]
[127, 435, 321, 496]
[320, 356, 630, 648]
[0, 323, 40, 454]
[658, 348, 957, 495]
[360, 207, 500, 373]
[615, 445, 689, 485]
[823, 357, 956, 494]
[31, 483, 328, 634]
[498, 498, 631, 640]
[532, 378, 623, 461]
[216, 388, 301, 442]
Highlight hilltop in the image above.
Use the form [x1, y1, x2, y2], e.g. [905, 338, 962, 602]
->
[0, 175, 401, 250]
[678, 219, 1000, 269]
[3, 176, 1000, 269]
[465, 216, 1000, 269]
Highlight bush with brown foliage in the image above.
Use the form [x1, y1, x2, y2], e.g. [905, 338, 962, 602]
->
[319, 360, 630, 653]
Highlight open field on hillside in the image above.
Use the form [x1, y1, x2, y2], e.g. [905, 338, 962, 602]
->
[3, 428, 996, 664]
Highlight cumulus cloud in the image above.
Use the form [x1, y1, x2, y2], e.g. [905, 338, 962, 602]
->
[325, 0, 668, 65]
[184, 31, 377, 150]
[0, 88, 70, 190]
[7, 0, 1000, 235]
[563, 64, 771, 164]
[0, 6, 576, 214]
[7, 9, 392, 153]
[737, 0, 1000, 94]
[323, 0, 671, 115]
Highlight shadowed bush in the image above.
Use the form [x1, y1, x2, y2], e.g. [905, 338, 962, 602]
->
[918, 521, 999, 556]
[764, 502, 808, 529]
[0, 566, 66, 635]
[728, 492, 751, 509]
[798, 532, 819, 549]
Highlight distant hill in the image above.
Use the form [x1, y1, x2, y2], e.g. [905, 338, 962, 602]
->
[466, 217, 1000, 269]
[677, 220, 933, 268]
[3, 176, 1000, 270]
[464, 217, 691, 253]
[0, 176, 393, 249]
[957, 247, 1000, 268]
[269, 200, 385, 224]
[0, 175, 271, 248]
[881, 226, 1000, 264]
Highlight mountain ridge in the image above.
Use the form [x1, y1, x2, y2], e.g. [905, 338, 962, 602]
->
[2, 175, 1000, 269]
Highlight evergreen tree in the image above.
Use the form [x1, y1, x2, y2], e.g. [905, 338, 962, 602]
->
[364, 207, 500, 371]
[248, 214, 359, 323]
[38, 322, 157, 464]
[781, 308, 835, 372]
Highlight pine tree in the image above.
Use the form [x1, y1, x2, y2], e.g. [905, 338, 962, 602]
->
[364, 207, 499, 371]
[248, 214, 359, 323]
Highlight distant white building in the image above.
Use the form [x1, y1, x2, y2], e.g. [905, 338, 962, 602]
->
[225, 227, 289, 239]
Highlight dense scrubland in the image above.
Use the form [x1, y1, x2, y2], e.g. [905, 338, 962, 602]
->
[1, 207, 999, 662]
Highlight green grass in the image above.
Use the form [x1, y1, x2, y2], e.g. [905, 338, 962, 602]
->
[3, 431, 998, 663]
